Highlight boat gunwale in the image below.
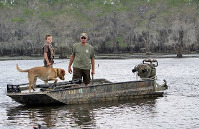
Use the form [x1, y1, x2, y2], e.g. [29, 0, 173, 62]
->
[6, 91, 46, 96]
[6, 79, 156, 97]
[49, 79, 155, 92]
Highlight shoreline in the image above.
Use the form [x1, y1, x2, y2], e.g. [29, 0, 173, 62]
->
[96, 53, 199, 59]
[0, 53, 199, 61]
[0, 56, 43, 61]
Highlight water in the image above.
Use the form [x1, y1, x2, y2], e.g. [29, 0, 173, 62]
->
[0, 58, 199, 129]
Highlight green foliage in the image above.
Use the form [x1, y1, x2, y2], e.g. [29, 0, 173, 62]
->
[168, 0, 192, 7]
[11, 18, 25, 23]
[84, 1, 102, 11]
[140, 20, 147, 27]
[105, 40, 113, 48]
[117, 37, 127, 48]
[147, 0, 161, 3]
[66, 0, 96, 5]
[0, 0, 25, 7]
[78, 0, 96, 5]
[0, 2, 4, 7]
[118, 42, 127, 48]
[193, 0, 199, 4]
[23, 9, 34, 17]
[56, 9, 67, 15]
[105, 37, 127, 49]
[98, 0, 128, 14]
[40, 11, 54, 18]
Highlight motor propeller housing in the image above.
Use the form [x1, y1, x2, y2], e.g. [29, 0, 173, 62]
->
[132, 59, 158, 79]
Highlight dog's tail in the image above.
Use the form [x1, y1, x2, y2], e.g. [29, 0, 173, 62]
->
[16, 64, 30, 72]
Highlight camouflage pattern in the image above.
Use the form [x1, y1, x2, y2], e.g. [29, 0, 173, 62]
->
[80, 33, 88, 38]
[6, 79, 166, 105]
[48, 79, 157, 104]
[132, 59, 158, 79]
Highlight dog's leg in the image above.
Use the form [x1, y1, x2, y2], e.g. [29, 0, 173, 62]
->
[54, 78, 58, 83]
[28, 84, 35, 92]
[28, 75, 36, 92]
[31, 84, 35, 91]
[28, 84, 31, 92]
[32, 77, 37, 91]
[52, 78, 58, 88]
[49, 78, 58, 84]
[48, 78, 58, 83]
[44, 81, 48, 85]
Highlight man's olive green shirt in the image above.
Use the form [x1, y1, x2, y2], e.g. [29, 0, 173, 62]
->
[72, 42, 94, 70]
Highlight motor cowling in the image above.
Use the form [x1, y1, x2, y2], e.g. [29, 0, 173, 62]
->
[132, 59, 158, 79]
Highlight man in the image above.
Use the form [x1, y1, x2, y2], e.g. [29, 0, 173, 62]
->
[68, 33, 95, 86]
[43, 34, 54, 67]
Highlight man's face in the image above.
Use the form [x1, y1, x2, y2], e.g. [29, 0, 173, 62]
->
[46, 36, 52, 44]
[80, 36, 87, 43]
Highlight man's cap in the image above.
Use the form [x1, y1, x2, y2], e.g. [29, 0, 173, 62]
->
[80, 33, 88, 38]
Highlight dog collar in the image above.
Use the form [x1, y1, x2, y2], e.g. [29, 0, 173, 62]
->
[57, 69, 59, 77]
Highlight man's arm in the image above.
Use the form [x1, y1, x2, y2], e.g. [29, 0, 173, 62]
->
[91, 57, 95, 75]
[68, 54, 75, 74]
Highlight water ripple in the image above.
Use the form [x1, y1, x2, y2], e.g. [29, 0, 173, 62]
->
[0, 58, 199, 128]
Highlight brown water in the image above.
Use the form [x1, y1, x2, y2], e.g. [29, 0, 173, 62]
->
[0, 58, 199, 129]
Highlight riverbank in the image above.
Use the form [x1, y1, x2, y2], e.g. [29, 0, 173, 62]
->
[95, 53, 199, 59]
[0, 53, 199, 61]
[0, 56, 43, 61]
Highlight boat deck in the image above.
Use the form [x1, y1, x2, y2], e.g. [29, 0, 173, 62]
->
[7, 78, 112, 94]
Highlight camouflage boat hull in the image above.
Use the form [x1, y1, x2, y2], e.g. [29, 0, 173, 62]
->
[6, 79, 166, 106]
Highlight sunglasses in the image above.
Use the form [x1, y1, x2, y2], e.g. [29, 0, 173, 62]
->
[81, 36, 86, 39]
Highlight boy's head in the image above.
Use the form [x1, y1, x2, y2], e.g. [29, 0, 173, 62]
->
[45, 34, 52, 44]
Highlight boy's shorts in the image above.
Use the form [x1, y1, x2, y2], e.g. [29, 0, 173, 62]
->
[73, 67, 90, 84]
[43, 59, 54, 67]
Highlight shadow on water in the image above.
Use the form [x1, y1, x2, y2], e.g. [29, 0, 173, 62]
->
[6, 97, 159, 128]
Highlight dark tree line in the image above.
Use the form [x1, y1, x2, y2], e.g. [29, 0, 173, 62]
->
[0, 0, 199, 57]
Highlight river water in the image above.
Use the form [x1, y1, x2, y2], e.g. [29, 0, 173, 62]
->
[0, 57, 199, 129]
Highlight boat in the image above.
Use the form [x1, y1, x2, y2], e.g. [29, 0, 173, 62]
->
[6, 59, 168, 106]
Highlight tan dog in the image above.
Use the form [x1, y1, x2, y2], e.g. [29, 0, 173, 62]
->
[16, 64, 65, 92]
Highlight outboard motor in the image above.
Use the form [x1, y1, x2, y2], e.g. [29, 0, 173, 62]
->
[132, 59, 158, 79]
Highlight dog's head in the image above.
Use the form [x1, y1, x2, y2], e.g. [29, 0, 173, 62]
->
[58, 69, 65, 80]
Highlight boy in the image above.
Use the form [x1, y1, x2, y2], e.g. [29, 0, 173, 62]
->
[43, 34, 54, 67]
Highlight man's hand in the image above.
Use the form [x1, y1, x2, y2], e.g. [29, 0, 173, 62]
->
[68, 67, 72, 74]
[91, 69, 95, 75]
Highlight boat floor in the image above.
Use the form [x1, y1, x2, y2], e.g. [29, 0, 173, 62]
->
[7, 78, 113, 94]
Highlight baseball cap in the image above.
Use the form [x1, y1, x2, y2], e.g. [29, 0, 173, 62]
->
[80, 33, 88, 38]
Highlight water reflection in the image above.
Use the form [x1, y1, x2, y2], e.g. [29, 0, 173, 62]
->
[6, 97, 159, 128]
[7, 105, 59, 127]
